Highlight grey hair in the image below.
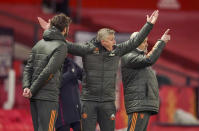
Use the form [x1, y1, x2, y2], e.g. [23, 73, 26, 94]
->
[130, 32, 139, 39]
[96, 28, 115, 41]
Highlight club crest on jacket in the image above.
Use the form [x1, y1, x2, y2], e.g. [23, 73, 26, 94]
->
[93, 47, 99, 54]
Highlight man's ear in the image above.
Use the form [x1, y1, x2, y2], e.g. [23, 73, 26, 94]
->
[101, 40, 105, 46]
[63, 27, 67, 33]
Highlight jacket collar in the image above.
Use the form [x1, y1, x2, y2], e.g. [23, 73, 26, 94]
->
[135, 48, 145, 54]
[91, 37, 116, 52]
[43, 26, 66, 42]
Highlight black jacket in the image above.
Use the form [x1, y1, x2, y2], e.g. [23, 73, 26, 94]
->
[22, 27, 67, 102]
[56, 58, 82, 128]
[121, 40, 165, 114]
[66, 22, 153, 102]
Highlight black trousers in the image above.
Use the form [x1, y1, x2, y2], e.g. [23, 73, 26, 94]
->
[56, 121, 81, 131]
[30, 99, 58, 131]
[81, 101, 116, 131]
[127, 112, 151, 131]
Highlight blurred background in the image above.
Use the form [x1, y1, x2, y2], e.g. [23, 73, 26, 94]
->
[0, 0, 199, 131]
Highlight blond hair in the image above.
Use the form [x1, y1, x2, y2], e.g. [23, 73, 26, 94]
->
[96, 28, 115, 41]
[130, 32, 139, 39]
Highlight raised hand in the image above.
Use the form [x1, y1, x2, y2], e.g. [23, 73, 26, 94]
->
[147, 10, 159, 24]
[161, 29, 171, 43]
[38, 17, 50, 30]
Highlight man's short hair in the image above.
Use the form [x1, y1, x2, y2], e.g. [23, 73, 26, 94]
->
[96, 28, 115, 41]
[130, 32, 139, 39]
[50, 13, 72, 32]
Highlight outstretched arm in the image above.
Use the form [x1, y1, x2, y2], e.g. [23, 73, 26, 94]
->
[38, 17, 95, 56]
[115, 10, 159, 56]
[147, 29, 170, 58]
[122, 29, 171, 69]
[65, 40, 95, 56]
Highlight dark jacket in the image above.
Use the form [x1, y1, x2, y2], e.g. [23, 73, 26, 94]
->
[22, 26, 67, 102]
[66, 22, 153, 102]
[121, 40, 165, 114]
[56, 58, 82, 128]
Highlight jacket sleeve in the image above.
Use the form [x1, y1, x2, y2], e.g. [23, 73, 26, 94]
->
[22, 51, 34, 89]
[30, 44, 67, 96]
[114, 22, 153, 56]
[122, 40, 165, 69]
[65, 40, 95, 56]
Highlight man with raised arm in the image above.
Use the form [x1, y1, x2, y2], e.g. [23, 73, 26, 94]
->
[121, 29, 171, 131]
[38, 10, 159, 131]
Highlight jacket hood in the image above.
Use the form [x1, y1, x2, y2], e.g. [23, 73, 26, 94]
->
[43, 26, 66, 42]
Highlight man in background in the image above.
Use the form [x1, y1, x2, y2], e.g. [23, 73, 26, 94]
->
[121, 29, 171, 131]
[55, 57, 82, 131]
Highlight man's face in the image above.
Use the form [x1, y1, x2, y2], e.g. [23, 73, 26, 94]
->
[101, 34, 116, 50]
[138, 37, 148, 53]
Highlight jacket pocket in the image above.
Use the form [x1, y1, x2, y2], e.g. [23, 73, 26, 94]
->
[125, 85, 146, 101]
[146, 81, 159, 100]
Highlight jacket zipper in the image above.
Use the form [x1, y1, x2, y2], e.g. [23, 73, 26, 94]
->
[100, 49, 104, 102]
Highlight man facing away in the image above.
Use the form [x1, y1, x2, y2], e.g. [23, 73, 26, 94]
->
[38, 10, 159, 131]
[121, 29, 171, 131]
[22, 13, 71, 131]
